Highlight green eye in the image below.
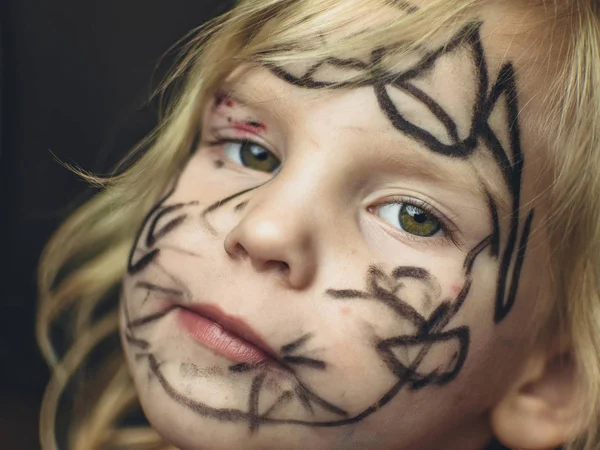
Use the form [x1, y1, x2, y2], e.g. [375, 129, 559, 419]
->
[378, 202, 442, 237]
[223, 141, 280, 173]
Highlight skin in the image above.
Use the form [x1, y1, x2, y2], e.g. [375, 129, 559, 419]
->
[120, 2, 560, 449]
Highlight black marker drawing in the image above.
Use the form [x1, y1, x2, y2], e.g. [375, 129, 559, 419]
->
[270, 20, 534, 323]
[122, 9, 535, 435]
[123, 176, 492, 430]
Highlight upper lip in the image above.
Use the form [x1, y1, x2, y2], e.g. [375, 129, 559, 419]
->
[177, 302, 283, 365]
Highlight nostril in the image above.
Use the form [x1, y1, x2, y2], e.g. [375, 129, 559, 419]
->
[264, 260, 290, 276]
[228, 243, 248, 258]
[279, 261, 290, 274]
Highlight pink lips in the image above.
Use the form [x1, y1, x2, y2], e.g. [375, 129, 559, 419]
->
[177, 304, 274, 365]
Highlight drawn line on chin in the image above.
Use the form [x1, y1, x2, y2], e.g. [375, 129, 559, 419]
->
[249, 373, 267, 432]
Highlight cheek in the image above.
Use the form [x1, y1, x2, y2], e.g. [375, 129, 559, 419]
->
[175, 149, 266, 207]
[450, 282, 463, 297]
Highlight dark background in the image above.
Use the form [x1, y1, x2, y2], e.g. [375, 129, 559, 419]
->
[0, 1, 230, 448]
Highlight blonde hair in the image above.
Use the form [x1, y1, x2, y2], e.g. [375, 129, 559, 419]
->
[37, 0, 600, 449]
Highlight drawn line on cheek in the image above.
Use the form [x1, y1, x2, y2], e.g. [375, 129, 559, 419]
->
[135, 281, 184, 297]
[294, 385, 314, 415]
[261, 391, 294, 419]
[326, 289, 370, 299]
[125, 333, 150, 350]
[135, 352, 152, 362]
[417, 300, 453, 335]
[295, 382, 349, 417]
[159, 244, 203, 258]
[128, 249, 160, 275]
[200, 214, 218, 237]
[146, 203, 189, 247]
[393, 266, 443, 299]
[151, 261, 191, 299]
[486, 192, 500, 258]
[140, 290, 151, 307]
[152, 214, 189, 244]
[127, 176, 181, 274]
[391, 266, 430, 280]
[128, 305, 177, 329]
[280, 333, 313, 354]
[200, 183, 268, 236]
[463, 235, 492, 273]
[368, 265, 426, 327]
[282, 356, 327, 370]
[202, 185, 263, 216]
[249, 373, 267, 432]
[495, 209, 534, 322]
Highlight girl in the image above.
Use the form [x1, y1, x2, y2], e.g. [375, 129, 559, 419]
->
[37, 0, 600, 449]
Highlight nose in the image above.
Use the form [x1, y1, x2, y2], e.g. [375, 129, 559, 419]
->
[223, 187, 317, 289]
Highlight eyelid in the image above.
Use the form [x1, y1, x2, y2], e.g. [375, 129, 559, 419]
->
[371, 195, 463, 248]
[207, 129, 281, 160]
[204, 131, 282, 177]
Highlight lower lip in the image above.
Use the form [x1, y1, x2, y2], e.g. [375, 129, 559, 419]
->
[177, 308, 269, 364]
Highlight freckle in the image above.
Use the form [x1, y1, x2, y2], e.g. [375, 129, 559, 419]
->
[213, 159, 224, 168]
[227, 117, 232, 122]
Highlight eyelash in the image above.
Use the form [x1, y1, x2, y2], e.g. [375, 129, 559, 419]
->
[207, 132, 280, 164]
[370, 196, 461, 246]
[208, 130, 275, 152]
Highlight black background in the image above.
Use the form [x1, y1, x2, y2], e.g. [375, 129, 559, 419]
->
[0, 1, 230, 448]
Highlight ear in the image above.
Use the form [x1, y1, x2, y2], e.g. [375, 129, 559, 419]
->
[490, 349, 584, 450]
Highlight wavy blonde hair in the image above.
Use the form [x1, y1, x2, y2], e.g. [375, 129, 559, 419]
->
[37, 0, 600, 449]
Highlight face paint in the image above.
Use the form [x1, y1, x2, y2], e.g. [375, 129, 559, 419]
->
[270, 21, 534, 323]
[121, 3, 549, 449]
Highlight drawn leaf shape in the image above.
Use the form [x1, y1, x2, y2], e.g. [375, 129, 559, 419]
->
[380, 31, 479, 147]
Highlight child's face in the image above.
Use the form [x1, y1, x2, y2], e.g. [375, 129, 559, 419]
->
[121, 3, 557, 449]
